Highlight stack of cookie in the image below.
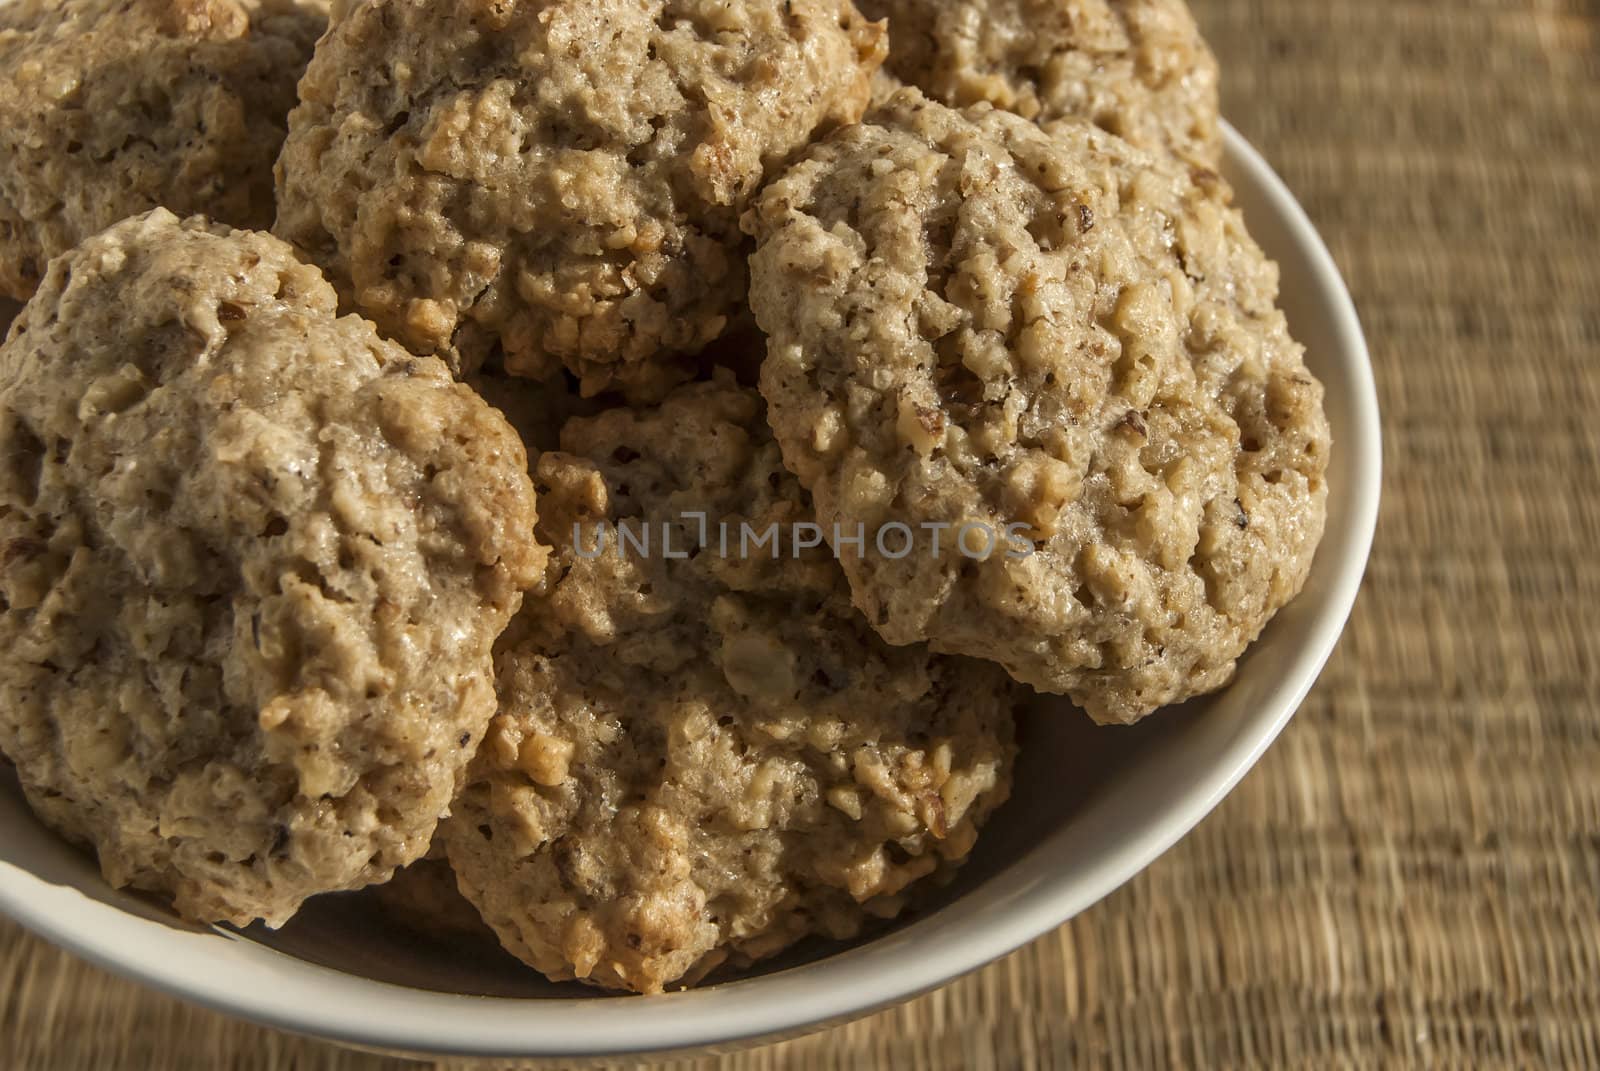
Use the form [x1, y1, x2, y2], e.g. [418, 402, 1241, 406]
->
[0, 0, 1328, 994]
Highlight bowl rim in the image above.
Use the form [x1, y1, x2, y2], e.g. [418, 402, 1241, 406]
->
[0, 121, 1381, 1060]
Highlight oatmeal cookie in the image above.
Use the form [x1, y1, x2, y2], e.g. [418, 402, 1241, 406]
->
[746, 93, 1329, 724]
[858, 0, 1220, 166]
[274, 0, 886, 396]
[0, 0, 326, 300]
[0, 210, 547, 926]
[442, 375, 1015, 993]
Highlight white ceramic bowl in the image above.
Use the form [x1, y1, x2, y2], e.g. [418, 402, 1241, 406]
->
[0, 123, 1380, 1061]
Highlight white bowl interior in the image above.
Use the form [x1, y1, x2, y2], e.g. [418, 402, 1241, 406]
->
[0, 124, 1380, 1059]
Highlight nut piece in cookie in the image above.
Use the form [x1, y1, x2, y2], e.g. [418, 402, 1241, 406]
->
[746, 92, 1329, 724]
[274, 0, 887, 397]
[0, 209, 548, 927]
[441, 375, 1016, 994]
[0, 0, 327, 300]
[858, 0, 1220, 166]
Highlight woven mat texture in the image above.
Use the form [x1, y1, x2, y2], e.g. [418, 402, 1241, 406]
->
[3, 0, 1598, 1067]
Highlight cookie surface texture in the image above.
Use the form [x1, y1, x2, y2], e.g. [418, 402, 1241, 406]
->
[275, 0, 887, 395]
[858, 0, 1220, 165]
[443, 375, 1016, 993]
[0, 209, 546, 926]
[746, 93, 1329, 723]
[0, 0, 326, 299]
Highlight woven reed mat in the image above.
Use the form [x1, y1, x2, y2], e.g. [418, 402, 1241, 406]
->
[4, 1, 1599, 1067]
